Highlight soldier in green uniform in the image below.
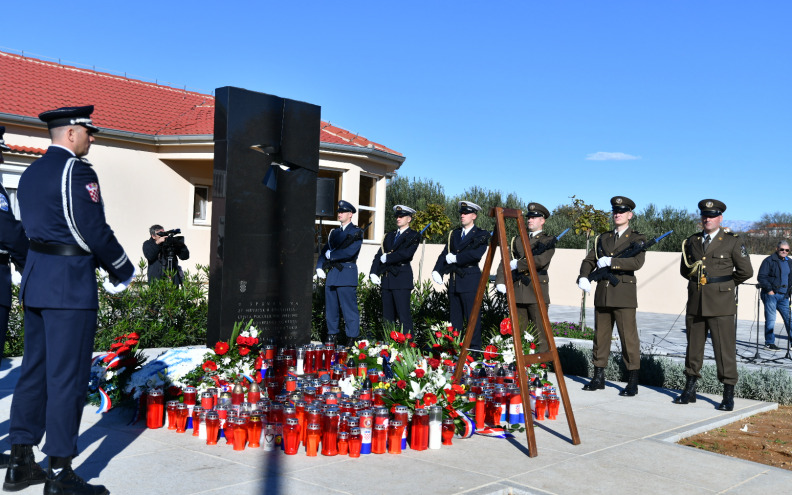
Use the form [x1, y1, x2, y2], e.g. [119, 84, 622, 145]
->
[675, 199, 753, 411]
[577, 196, 645, 396]
[495, 202, 554, 353]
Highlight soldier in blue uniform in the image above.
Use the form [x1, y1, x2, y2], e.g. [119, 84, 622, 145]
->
[369, 205, 420, 333]
[432, 201, 490, 350]
[316, 200, 363, 343]
[0, 126, 29, 470]
[5, 106, 134, 495]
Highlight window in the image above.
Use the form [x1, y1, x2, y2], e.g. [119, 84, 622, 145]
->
[4, 188, 21, 221]
[358, 175, 377, 240]
[193, 185, 210, 224]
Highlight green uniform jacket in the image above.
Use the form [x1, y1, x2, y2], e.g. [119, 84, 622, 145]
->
[679, 230, 753, 316]
[579, 228, 646, 308]
[495, 232, 554, 305]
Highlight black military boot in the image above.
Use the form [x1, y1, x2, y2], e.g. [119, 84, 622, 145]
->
[717, 384, 735, 411]
[326, 333, 337, 345]
[620, 370, 640, 396]
[583, 367, 605, 391]
[44, 457, 108, 495]
[3, 444, 46, 491]
[674, 375, 698, 404]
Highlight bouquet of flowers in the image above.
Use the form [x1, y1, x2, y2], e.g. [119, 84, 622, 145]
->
[427, 321, 464, 359]
[88, 332, 147, 411]
[484, 318, 546, 377]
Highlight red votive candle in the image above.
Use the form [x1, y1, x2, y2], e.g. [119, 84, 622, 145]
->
[305, 423, 321, 457]
[387, 420, 403, 454]
[535, 395, 547, 421]
[183, 386, 197, 406]
[146, 390, 164, 429]
[175, 403, 189, 433]
[283, 418, 300, 455]
[411, 408, 429, 451]
[321, 410, 339, 456]
[248, 382, 261, 403]
[337, 431, 349, 455]
[547, 394, 560, 420]
[475, 395, 486, 430]
[191, 405, 204, 437]
[348, 427, 362, 458]
[166, 400, 178, 430]
[200, 392, 213, 410]
[232, 418, 247, 451]
[205, 411, 220, 445]
[442, 419, 455, 446]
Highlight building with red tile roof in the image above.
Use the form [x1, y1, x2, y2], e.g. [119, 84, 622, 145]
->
[0, 49, 405, 270]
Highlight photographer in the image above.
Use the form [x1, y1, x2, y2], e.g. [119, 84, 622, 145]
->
[143, 224, 190, 285]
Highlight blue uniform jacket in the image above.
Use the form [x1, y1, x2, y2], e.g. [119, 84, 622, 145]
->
[0, 183, 29, 308]
[316, 223, 363, 287]
[18, 146, 134, 309]
[433, 225, 490, 293]
[370, 227, 419, 290]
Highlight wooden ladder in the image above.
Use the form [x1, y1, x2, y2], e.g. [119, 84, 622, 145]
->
[452, 206, 581, 457]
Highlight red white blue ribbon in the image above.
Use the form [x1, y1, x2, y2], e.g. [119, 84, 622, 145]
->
[96, 387, 112, 414]
[475, 427, 514, 439]
[455, 411, 476, 438]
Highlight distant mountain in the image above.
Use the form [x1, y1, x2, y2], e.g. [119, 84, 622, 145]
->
[723, 219, 754, 232]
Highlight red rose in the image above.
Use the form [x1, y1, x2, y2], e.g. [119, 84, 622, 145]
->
[214, 342, 229, 355]
[359, 354, 366, 361]
[423, 393, 438, 406]
[427, 358, 440, 369]
[239, 347, 250, 356]
[447, 326, 454, 332]
[255, 356, 263, 369]
[380, 349, 390, 357]
[435, 331, 442, 339]
[405, 333, 412, 340]
[452, 330, 459, 337]
[358, 342, 367, 350]
[410, 342, 417, 348]
[540, 363, 547, 368]
[530, 342, 536, 350]
[414, 369, 425, 378]
[396, 380, 407, 390]
[167, 385, 182, 397]
[442, 359, 454, 367]
[432, 343, 441, 348]
[236, 336, 246, 346]
[202, 360, 218, 372]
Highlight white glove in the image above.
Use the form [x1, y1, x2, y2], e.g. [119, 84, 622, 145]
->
[370, 273, 381, 285]
[509, 259, 519, 270]
[596, 256, 612, 268]
[316, 268, 326, 279]
[496, 284, 507, 294]
[380, 254, 387, 264]
[445, 253, 457, 264]
[432, 271, 444, 284]
[103, 275, 133, 294]
[577, 277, 591, 293]
[11, 271, 21, 285]
[325, 250, 331, 260]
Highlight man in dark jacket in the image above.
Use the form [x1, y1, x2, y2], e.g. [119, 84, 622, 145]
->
[757, 241, 792, 350]
[143, 224, 190, 285]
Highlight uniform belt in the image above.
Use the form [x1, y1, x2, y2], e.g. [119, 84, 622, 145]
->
[519, 270, 548, 276]
[705, 275, 733, 284]
[612, 270, 634, 276]
[30, 240, 91, 256]
[0, 253, 8, 264]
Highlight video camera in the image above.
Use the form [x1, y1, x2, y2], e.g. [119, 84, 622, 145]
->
[156, 228, 186, 270]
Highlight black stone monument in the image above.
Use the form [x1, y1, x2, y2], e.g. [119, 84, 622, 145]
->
[209, 86, 320, 347]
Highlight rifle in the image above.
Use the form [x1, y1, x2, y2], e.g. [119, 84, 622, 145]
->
[587, 230, 673, 286]
[511, 228, 570, 284]
[325, 222, 371, 271]
[375, 223, 431, 277]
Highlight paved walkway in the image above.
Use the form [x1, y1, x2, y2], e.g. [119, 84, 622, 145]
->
[0, 306, 790, 495]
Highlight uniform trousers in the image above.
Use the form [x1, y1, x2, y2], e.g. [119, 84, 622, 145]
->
[517, 303, 549, 353]
[593, 307, 640, 370]
[325, 285, 360, 338]
[450, 290, 482, 351]
[0, 305, 10, 359]
[685, 314, 737, 385]
[382, 288, 413, 333]
[9, 307, 97, 457]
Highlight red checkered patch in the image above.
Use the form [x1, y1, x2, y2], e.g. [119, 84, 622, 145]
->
[85, 182, 100, 203]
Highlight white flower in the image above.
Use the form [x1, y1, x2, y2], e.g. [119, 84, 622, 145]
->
[376, 357, 383, 366]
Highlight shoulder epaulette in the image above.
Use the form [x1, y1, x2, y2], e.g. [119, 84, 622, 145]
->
[726, 231, 738, 237]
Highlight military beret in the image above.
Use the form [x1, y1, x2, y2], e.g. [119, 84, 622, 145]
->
[525, 202, 550, 219]
[393, 204, 416, 217]
[458, 201, 482, 214]
[698, 199, 726, 217]
[337, 200, 357, 213]
[38, 105, 100, 133]
[0, 126, 10, 152]
[611, 196, 636, 213]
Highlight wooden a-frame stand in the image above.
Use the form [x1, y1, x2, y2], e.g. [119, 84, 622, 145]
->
[452, 207, 581, 457]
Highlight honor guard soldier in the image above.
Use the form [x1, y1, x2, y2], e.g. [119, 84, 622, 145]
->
[676, 199, 753, 411]
[495, 202, 554, 353]
[369, 205, 420, 333]
[0, 127, 29, 470]
[432, 201, 490, 351]
[577, 196, 646, 396]
[316, 200, 363, 343]
[6, 106, 134, 495]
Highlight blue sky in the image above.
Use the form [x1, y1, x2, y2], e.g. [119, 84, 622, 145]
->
[2, 1, 788, 224]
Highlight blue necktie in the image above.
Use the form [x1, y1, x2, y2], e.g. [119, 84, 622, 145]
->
[461, 230, 466, 240]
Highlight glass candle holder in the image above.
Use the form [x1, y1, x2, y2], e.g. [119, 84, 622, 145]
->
[284, 418, 300, 455]
[305, 423, 321, 457]
[247, 382, 261, 403]
[392, 406, 409, 450]
[200, 392, 214, 410]
[205, 411, 220, 445]
[441, 419, 455, 446]
[166, 400, 179, 430]
[547, 394, 560, 420]
[348, 427, 362, 458]
[175, 403, 189, 433]
[358, 410, 373, 455]
[337, 431, 349, 456]
[191, 405, 205, 437]
[372, 424, 387, 454]
[535, 395, 547, 421]
[321, 411, 339, 456]
[248, 415, 262, 448]
[146, 390, 164, 429]
[183, 386, 197, 406]
[410, 409, 429, 451]
[232, 418, 247, 451]
[475, 395, 486, 430]
[387, 420, 403, 454]
[263, 423, 276, 452]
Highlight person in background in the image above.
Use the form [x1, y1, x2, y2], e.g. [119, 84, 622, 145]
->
[757, 240, 792, 351]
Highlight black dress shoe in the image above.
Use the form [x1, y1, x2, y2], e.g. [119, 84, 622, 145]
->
[326, 333, 337, 345]
[3, 444, 46, 492]
[583, 367, 605, 391]
[44, 458, 108, 495]
[717, 384, 735, 411]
